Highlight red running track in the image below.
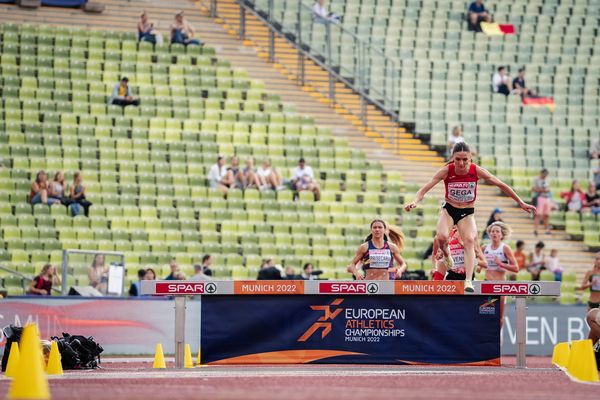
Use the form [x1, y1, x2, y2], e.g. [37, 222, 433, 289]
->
[1, 357, 598, 400]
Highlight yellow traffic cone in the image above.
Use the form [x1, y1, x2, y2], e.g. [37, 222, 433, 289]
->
[5, 342, 20, 378]
[196, 346, 202, 366]
[46, 341, 63, 375]
[153, 343, 166, 369]
[184, 344, 193, 369]
[551, 342, 570, 370]
[566, 339, 599, 383]
[8, 324, 50, 400]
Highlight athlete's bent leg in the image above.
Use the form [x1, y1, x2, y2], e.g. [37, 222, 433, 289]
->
[457, 215, 478, 292]
[435, 209, 454, 259]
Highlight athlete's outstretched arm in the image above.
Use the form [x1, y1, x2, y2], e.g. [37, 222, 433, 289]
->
[404, 167, 448, 212]
[347, 243, 368, 280]
[578, 271, 592, 291]
[476, 166, 537, 214]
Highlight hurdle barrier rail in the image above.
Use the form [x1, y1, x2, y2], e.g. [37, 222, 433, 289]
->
[141, 280, 560, 368]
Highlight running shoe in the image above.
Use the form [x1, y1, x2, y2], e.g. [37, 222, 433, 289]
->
[464, 279, 474, 293]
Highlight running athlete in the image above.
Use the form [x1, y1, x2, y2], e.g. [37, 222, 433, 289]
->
[480, 222, 519, 280]
[578, 251, 600, 310]
[432, 227, 487, 281]
[404, 142, 536, 292]
[347, 220, 406, 280]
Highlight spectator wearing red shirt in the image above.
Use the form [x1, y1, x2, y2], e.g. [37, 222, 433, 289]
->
[561, 179, 586, 212]
[28, 264, 61, 295]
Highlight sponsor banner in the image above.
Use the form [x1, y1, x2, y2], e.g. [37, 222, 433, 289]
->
[502, 304, 590, 356]
[201, 295, 500, 365]
[318, 281, 382, 295]
[395, 280, 464, 295]
[0, 298, 200, 355]
[234, 281, 304, 295]
[478, 282, 559, 296]
[141, 280, 232, 295]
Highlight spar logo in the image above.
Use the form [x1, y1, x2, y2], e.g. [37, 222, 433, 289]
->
[319, 282, 378, 294]
[480, 283, 529, 295]
[155, 282, 205, 295]
[479, 297, 498, 315]
[297, 298, 344, 342]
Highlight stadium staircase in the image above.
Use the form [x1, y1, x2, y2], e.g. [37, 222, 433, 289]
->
[0, 0, 594, 303]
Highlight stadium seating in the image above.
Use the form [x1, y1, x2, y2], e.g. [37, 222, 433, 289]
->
[0, 22, 447, 294]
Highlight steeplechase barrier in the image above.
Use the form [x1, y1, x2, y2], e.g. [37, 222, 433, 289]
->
[140, 280, 560, 369]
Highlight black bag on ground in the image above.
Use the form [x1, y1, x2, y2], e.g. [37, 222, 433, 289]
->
[51, 332, 104, 370]
[1, 325, 23, 372]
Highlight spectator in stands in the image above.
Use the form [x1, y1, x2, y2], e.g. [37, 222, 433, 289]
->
[511, 240, 527, 280]
[546, 249, 564, 281]
[29, 170, 49, 205]
[208, 155, 229, 196]
[257, 159, 284, 190]
[224, 155, 243, 189]
[467, 0, 492, 32]
[144, 268, 156, 281]
[447, 126, 464, 158]
[301, 263, 317, 280]
[527, 241, 546, 280]
[47, 171, 67, 207]
[561, 179, 586, 213]
[482, 208, 503, 240]
[70, 171, 92, 217]
[128, 268, 147, 297]
[200, 254, 213, 277]
[165, 258, 185, 280]
[257, 259, 282, 280]
[590, 139, 600, 159]
[109, 77, 140, 107]
[284, 266, 301, 279]
[532, 168, 552, 235]
[190, 264, 211, 281]
[512, 68, 536, 98]
[492, 66, 512, 96]
[28, 264, 61, 296]
[88, 254, 108, 294]
[138, 11, 163, 45]
[585, 181, 600, 215]
[240, 158, 262, 189]
[171, 11, 201, 46]
[594, 160, 600, 191]
[312, 0, 341, 24]
[292, 158, 321, 201]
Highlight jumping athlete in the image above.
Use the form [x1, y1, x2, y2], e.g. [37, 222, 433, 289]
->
[578, 251, 600, 310]
[404, 142, 536, 292]
[432, 227, 487, 281]
[347, 220, 407, 280]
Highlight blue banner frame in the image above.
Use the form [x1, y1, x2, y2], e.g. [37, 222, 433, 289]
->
[201, 295, 501, 365]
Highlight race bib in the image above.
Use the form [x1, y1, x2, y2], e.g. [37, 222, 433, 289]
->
[369, 249, 392, 269]
[484, 253, 501, 271]
[447, 182, 476, 203]
[591, 276, 600, 291]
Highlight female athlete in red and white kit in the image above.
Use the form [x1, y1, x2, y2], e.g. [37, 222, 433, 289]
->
[432, 227, 487, 281]
[404, 142, 536, 292]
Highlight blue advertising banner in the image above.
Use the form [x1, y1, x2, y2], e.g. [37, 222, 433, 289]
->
[201, 295, 501, 365]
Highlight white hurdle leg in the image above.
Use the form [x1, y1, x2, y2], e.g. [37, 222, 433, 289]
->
[515, 296, 527, 369]
[174, 296, 187, 369]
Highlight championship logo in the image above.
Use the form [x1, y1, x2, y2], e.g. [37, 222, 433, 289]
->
[297, 298, 344, 342]
[479, 297, 498, 315]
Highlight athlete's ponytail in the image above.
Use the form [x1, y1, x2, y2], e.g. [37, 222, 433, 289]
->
[387, 225, 405, 252]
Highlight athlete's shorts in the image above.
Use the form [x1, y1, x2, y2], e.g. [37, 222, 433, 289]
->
[443, 202, 475, 225]
[589, 301, 600, 311]
[445, 270, 475, 281]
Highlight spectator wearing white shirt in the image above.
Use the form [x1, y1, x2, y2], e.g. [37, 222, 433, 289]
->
[447, 126, 465, 158]
[312, 0, 341, 24]
[492, 66, 512, 96]
[292, 158, 321, 200]
[257, 159, 284, 190]
[208, 156, 229, 196]
[240, 158, 262, 189]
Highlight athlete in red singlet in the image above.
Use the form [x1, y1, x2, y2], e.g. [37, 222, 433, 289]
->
[404, 142, 536, 292]
[432, 227, 487, 281]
